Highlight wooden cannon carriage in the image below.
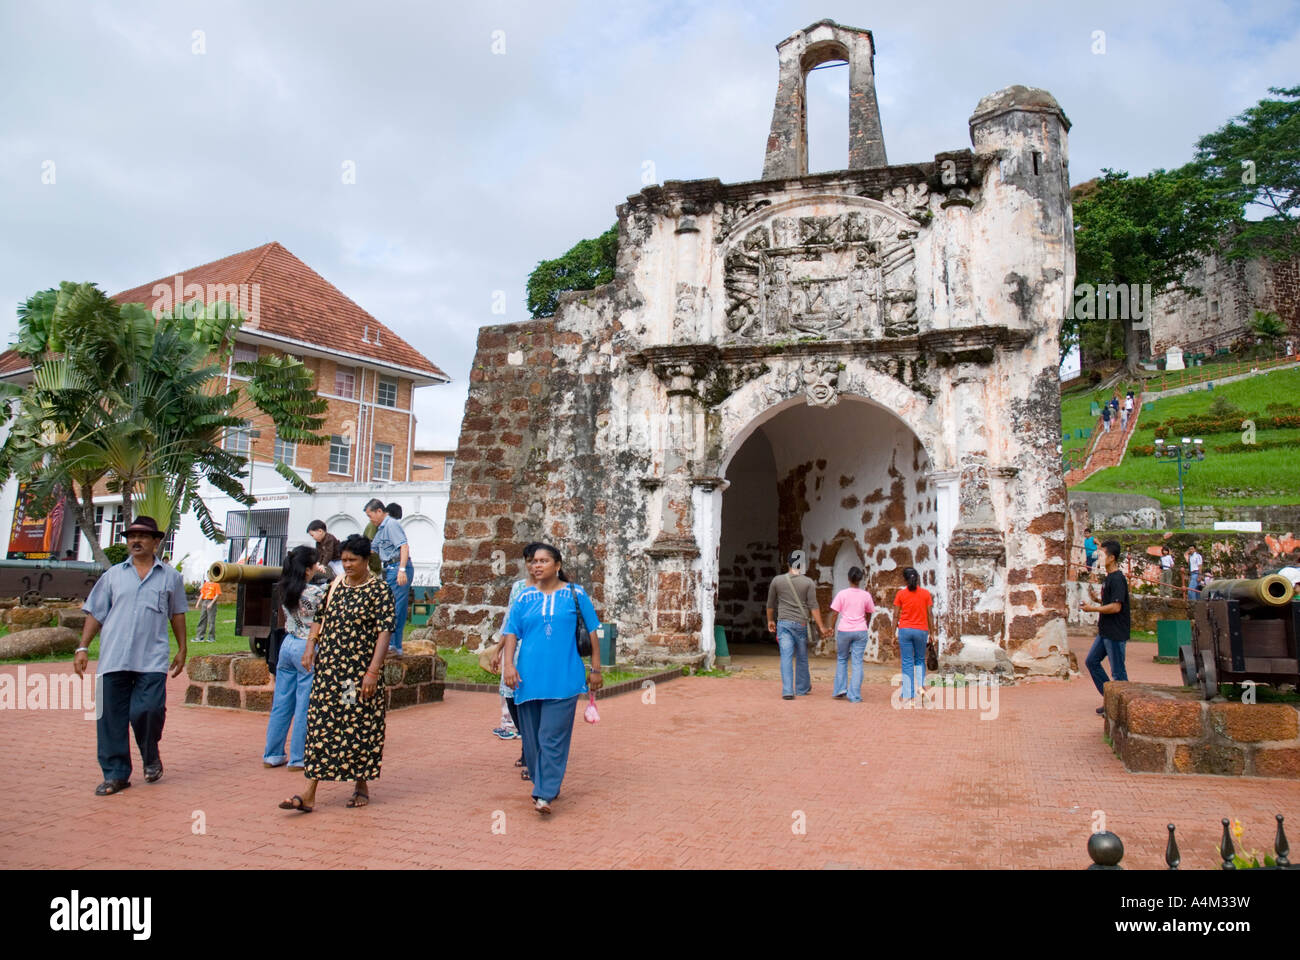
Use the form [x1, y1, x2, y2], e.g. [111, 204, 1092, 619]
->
[1179, 575, 1300, 699]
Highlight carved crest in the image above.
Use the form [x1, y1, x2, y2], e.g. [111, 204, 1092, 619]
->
[724, 209, 918, 342]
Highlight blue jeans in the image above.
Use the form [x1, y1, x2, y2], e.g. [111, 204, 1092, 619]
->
[385, 562, 414, 653]
[516, 695, 579, 802]
[1085, 633, 1128, 697]
[897, 628, 928, 700]
[97, 671, 166, 782]
[1188, 572, 1200, 602]
[834, 630, 870, 701]
[263, 634, 313, 766]
[776, 620, 812, 697]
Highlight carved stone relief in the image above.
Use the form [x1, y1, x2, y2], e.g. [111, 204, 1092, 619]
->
[723, 211, 918, 341]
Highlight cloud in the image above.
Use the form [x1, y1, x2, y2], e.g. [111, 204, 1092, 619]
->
[2, 0, 1298, 451]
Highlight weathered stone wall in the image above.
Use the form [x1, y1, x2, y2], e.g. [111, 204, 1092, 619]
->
[1147, 246, 1300, 356]
[434, 28, 1074, 676]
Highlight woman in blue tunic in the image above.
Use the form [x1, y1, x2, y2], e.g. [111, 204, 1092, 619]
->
[501, 543, 603, 815]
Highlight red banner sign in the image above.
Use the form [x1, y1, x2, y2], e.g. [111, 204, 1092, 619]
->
[7, 484, 66, 560]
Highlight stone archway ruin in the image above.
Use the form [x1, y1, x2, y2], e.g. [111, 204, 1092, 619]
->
[432, 20, 1074, 679]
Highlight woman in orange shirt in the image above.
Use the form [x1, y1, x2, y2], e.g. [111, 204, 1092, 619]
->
[892, 567, 935, 708]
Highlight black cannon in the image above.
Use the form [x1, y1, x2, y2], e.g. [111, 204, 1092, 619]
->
[208, 561, 283, 656]
[1180, 575, 1300, 699]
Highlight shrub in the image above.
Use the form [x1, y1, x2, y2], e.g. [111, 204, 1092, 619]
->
[104, 544, 129, 564]
[1206, 395, 1243, 419]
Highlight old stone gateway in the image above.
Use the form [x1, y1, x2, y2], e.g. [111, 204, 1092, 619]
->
[432, 20, 1074, 678]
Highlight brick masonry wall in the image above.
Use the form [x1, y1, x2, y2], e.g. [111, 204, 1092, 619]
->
[429, 320, 561, 648]
[1105, 681, 1300, 778]
[185, 653, 445, 711]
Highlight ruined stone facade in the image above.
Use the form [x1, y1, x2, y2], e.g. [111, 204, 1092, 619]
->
[432, 21, 1075, 677]
[1146, 246, 1300, 357]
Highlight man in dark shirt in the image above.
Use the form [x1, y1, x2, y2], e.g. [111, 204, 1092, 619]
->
[765, 551, 831, 701]
[1081, 539, 1130, 715]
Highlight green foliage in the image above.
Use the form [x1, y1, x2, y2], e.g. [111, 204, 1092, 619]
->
[104, 544, 128, 565]
[526, 225, 617, 318]
[0, 282, 328, 549]
[1194, 86, 1300, 261]
[1069, 168, 1240, 368]
[1074, 367, 1300, 505]
[1251, 309, 1286, 352]
[1206, 395, 1243, 419]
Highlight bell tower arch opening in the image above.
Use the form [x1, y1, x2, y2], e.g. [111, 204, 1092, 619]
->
[762, 20, 887, 179]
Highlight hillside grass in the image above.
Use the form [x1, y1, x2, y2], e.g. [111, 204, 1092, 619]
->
[1072, 367, 1300, 506]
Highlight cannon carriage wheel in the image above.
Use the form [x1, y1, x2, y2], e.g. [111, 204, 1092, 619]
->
[1178, 644, 1217, 699]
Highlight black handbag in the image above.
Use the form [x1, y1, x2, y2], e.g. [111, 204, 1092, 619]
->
[266, 626, 287, 675]
[570, 586, 592, 657]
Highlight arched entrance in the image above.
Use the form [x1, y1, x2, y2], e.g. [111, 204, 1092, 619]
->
[714, 396, 936, 659]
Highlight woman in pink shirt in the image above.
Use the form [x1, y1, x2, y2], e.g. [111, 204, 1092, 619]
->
[828, 566, 876, 702]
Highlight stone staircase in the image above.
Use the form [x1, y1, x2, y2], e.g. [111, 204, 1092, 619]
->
[1064, 396, 1143, 484]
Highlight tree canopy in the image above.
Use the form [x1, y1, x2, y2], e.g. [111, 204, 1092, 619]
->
[0, 282, 326, 564]
[526, 225, 617, 318]
[1194, 86, 1300, 261]
[1067, 85, 1299, 370]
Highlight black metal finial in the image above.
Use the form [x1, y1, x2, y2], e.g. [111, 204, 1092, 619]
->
[1220, 818, 1236, 870]
[1276, 815, 1290, 868]
[1165, 824, 1180, 870]
[1087, 831, 1124, 870]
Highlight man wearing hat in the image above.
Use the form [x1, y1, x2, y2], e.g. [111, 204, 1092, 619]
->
[74, 516, 189, 796]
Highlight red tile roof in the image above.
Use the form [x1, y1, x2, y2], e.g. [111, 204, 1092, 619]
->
[112, 242, 448, 382]
[0, 348, 32, 378]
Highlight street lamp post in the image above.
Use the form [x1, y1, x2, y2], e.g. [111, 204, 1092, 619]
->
[1152, 436, 1205, 529]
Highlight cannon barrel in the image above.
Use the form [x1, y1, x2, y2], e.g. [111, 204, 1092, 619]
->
[1203, 575, 1295, 607]
[208, 561, 283, 584]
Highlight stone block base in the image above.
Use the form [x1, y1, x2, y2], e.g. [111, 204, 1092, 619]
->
[1104, 682, 1300, 778]
[185, 654, 445, 712]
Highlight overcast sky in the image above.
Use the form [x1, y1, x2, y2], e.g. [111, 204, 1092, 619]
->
[3, 0, 1297, 449]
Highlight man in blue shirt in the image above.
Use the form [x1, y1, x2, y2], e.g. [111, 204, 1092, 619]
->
[364, 498, 412, 655]
[75, 516, 189, 796]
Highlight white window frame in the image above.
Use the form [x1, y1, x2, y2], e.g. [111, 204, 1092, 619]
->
[373, 442, 393, 481]
[329, 434, 351, 475]
[273, 434, 297, 467]
[376, 377, 398, 408]
[334, 368, 356, 399]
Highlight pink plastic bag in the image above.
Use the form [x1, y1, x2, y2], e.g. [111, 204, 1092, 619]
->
[584, 691, 600, 724]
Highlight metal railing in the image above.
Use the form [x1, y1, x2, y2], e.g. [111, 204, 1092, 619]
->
[1087, 815, 1292, 869]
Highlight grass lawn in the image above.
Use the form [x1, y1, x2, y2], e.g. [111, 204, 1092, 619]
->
[0, 603, 423, 666]
[438, 645, 657, 686]
[1059, 378, 1144, 457]
[1071, 367, 1300, 506]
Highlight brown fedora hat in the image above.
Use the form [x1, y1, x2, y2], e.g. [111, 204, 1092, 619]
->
[123, 515, 165, 538]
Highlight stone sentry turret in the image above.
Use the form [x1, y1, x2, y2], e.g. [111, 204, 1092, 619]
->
[431, 22, 1074, 678]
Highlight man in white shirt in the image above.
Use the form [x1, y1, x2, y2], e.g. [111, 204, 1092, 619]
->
[1187, 546, 1203, 601]
[1158, 546, 1174, 597]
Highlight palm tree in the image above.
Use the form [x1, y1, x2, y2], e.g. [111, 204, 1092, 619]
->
[0, 282, 327, 563]
[1251, 309, 1286, 357]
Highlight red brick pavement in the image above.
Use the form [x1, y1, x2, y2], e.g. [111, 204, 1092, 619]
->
[1, 633, 1294, 870]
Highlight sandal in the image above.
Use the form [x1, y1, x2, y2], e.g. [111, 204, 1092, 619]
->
[513, 758, 526, 768]
[278, 794, 313, 813]
[144, 762, 163, 783]
[520, 769, 531, 781]
[347, 791, 370, 808]
[94, 779, 130, 796]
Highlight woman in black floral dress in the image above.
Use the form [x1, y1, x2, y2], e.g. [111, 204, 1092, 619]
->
[279, 534, 395, 812]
